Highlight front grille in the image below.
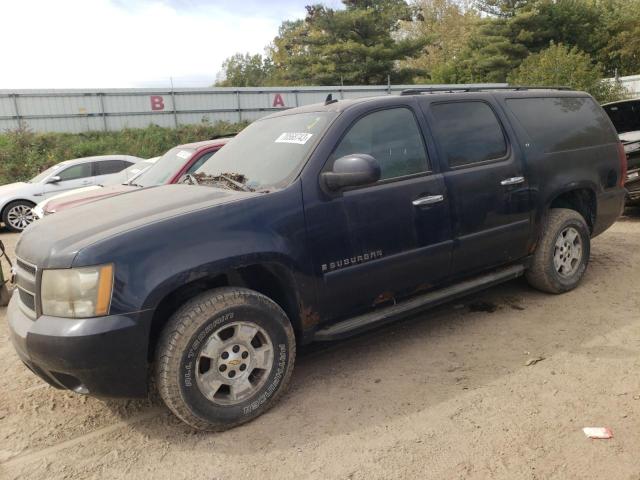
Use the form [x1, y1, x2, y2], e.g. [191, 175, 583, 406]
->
[15, 257, 38, 319]
[16, 258, 36, 276]
[18, 288, 35, 311]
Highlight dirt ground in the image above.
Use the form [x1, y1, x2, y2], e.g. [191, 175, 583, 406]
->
[1, 210, 640, 480]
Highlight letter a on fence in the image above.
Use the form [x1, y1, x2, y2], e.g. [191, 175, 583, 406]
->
[272, 94, 285, 108]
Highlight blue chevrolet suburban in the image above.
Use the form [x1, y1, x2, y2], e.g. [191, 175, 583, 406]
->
[8, 87, 626, 430]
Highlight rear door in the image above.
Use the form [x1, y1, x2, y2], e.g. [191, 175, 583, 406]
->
[420, 97, 532, 276]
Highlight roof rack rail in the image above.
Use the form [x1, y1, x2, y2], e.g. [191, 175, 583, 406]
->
[400, 86, 573, 96]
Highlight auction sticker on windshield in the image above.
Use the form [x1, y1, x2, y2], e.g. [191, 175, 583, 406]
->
[275, 132, 313, 145]
[176, 150, 192, 159]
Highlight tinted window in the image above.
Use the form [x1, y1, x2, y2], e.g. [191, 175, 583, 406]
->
[430, 101, 507, 168]
[58, 163, 91, 181]
[507, 97, 616, 153]
[331, 108, 428, 180]
[93, 160, 131, 175]
[603, 100, 640, 134]
[94, 160, 128, 176]
[186, 151, 215, 174]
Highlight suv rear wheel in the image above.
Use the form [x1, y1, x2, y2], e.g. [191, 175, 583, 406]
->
[526, 208, 591, 294]
[155, 287, 296, 431]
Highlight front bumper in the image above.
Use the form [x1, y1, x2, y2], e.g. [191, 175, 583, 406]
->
[7, 291, 150, 398]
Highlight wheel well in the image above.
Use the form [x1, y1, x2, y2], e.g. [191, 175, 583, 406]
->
[549, 188, 596, 232]
[1, 199, 36, 218]
[147, 264, 301, 361]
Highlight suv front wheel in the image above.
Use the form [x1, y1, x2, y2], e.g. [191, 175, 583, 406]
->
[156, 287, 296, 431]
[526, 208, 591, 294]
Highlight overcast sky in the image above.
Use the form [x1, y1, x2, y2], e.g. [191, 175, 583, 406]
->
[0, 0, 343, 89]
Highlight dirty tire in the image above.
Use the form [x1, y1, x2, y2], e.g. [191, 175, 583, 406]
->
[155, 287, 296, 431]
[526, 208, 590, 294]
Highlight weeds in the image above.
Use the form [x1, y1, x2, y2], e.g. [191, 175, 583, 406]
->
[0, 122, 246, 184]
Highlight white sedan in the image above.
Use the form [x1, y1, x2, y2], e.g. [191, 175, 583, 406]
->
[32, 157, 160, 219]
[0, 155, 142, 232]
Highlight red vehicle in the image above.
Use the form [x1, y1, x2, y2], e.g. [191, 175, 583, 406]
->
[40, 137, 231, 216]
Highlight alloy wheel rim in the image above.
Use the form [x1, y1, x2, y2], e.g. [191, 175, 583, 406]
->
[7, 205, 34, 230]
[195, 321, 274, 405]
[553, 226, 582, 277]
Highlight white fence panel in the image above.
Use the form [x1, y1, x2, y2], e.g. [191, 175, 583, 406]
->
[0, 84, 505, 133]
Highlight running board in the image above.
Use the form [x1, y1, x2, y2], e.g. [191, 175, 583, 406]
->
[313, 264, 525, 341]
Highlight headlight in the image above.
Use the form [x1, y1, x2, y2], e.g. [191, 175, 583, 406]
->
[41, 264, 114, 318]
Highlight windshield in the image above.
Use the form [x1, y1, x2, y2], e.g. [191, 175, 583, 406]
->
[30, 164, 62, 183]
[134, 148, 195, 187]
[193, 112, 336, 191]
[103, 159, 156, 186]
[604, 100, 640, 135]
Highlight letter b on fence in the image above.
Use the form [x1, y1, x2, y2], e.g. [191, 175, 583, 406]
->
[150, 95, 165, 111]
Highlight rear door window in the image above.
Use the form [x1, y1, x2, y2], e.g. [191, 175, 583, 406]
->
[330, 107, 429, 181]
[429, 101, 507, 168]
[94, 160, 128, 175]
[507, 97, 617, 153]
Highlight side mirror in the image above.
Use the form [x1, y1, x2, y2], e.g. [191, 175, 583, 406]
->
[46, 175, 61, 184]
[322, 154, 381, 191]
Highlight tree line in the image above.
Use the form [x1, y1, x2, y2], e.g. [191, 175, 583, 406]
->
[215, 0, 640, 102]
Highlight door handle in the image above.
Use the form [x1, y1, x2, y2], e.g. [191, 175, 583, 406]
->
[412, 195, 444, 206]
[500, 176, 525, 186]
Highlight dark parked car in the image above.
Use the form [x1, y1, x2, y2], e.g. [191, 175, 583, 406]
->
[602, 98, 640, 203]
[8, 87, 626, 431]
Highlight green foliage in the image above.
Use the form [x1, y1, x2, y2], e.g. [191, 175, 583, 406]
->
[401, 0, 480, 84]
[216, 0, 640, 88]
[597, 0, 640, 76]
[220, 0, 426, 86]
[405, 0, 640, 85]
[507, 43, 628, 102]
[215, 53, 274, 87]
[0, 122, 245, 185]
[474, 0, 529, 17]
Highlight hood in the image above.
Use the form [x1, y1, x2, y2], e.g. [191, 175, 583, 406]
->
[17, 184, 253, 268]
[45, 184, 135, 214]
[0, 182, 30, 197]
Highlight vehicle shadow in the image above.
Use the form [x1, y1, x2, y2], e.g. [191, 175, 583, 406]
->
[110, 229, 639, 453]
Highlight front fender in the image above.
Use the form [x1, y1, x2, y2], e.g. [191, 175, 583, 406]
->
[138, 250, 306, 313]
[71, 184, 313, 318]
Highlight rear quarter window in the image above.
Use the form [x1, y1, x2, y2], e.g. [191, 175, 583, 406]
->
[506, 97, 617, 153]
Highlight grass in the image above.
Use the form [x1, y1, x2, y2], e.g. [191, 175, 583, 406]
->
[0, 121, 247, 185]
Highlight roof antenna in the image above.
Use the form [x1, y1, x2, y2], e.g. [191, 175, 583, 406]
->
[325, 93, 338, 105]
